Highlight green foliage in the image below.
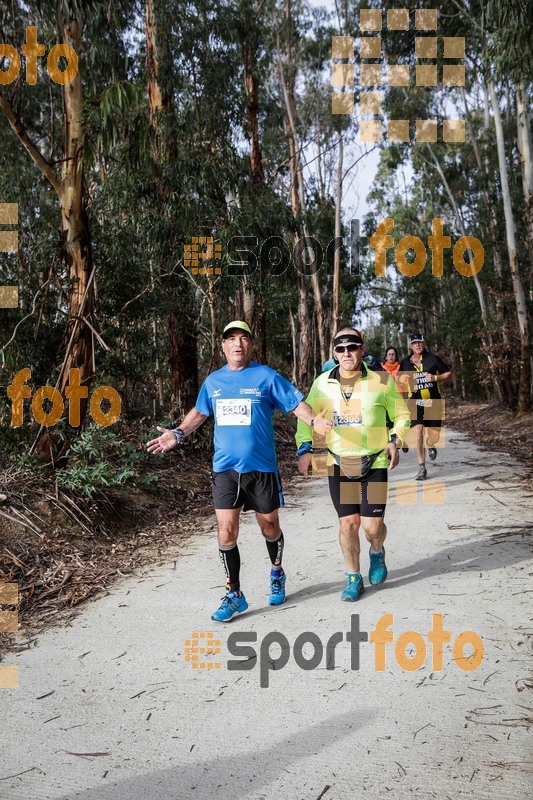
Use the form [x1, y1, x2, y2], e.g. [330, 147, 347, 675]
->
[56, 425, 153, 498]
[1, 0, 530, 469]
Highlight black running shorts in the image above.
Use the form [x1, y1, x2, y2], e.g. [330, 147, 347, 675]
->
[408, 398, 444, 428]
[211, 470, 284, 513]
[328, 465, 388, 518]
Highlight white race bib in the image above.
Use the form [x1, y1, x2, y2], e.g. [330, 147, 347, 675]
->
[216, 398, 251, 425]
[333, 410, 363, 426]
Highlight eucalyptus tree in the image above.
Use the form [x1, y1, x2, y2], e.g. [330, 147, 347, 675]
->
[0, 0, 132, 447]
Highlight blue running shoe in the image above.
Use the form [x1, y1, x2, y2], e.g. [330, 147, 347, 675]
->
[268, 570, 286, 605]
[341, 572, 365, 601]
[369, 547, 387, 585]
[211, 591, 248, 622]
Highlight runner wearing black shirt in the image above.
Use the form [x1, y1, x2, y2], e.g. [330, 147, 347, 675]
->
[399, 332, 452, 480]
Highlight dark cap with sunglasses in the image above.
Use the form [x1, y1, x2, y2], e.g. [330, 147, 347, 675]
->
[333, 332, 364, 352]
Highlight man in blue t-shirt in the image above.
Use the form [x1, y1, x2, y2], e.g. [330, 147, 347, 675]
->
[147, 321, 330, 622]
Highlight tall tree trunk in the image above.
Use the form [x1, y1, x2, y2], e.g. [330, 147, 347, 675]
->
[278, 7, 309, 386]
[462, 88, 503, 283]
[426, 143, 505, 402]
[146, 0, 171, 121]
[0, 13, 94, 449]
[57, 18, 93, 405]
[146, 0, 198, 415]
[289, 310, 297, 385]
[516, 82, 533, 285]
[149, 261, 164, 410]
[243, 30, 264, 187]
[168, 312, 198, 416]
[489, 80, 531, 412]
[297, 273, 311, 387]
[426, 144, 487, 321]
[242, 10, 267, 360]
[332, 132, 343, 337]
[206, 276, 219, 370]
[278, 0, 327, 373]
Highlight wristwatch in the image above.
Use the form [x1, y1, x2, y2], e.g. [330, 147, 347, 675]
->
[389, 434, 397, 446]
[171, 427, 186, 445]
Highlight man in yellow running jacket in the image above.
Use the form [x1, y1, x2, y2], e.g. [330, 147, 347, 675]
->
[296, 327, 411, 601]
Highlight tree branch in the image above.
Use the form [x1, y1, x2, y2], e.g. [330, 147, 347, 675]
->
[0, 96, 61, 195]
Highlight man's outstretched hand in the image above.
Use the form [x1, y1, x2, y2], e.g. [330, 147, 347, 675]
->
[147, 426, 179, 454]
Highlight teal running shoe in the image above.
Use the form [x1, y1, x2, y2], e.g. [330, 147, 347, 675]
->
[369, 547, 388, 585]
[268, 570, 286, 605]
[341, 572, 365, 601]
[211, 591, 248, 622]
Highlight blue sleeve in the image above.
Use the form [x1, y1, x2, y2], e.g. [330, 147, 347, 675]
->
[269, 372, 304, 413]
[195, 380, 213, 417]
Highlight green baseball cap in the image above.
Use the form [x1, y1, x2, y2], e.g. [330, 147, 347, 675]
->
[222, 321, 253, 339]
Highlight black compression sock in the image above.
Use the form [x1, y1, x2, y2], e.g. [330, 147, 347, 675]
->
[219, 544, 241, 593]
[265, 531, 284, 570]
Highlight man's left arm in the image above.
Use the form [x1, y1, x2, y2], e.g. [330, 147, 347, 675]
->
[269, 373, 332, 436]
[292, 400, 331, 436]
[430, 356, 451, 385]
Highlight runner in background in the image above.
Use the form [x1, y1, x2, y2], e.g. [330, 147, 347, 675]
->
[399, 332, 452, 481]
[382, 346, 400, 381]
[382, 346, 408, 449]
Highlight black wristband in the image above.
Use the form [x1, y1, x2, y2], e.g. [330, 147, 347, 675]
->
[172, 427, 185, 445]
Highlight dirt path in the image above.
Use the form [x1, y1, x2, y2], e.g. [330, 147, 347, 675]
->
[1, 429, 532, 799]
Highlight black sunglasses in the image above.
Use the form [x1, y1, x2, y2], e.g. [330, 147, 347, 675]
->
[334, 344, 361, 354]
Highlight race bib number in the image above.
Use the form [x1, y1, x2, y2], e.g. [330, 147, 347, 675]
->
[333, 410, 363, 426]
[416, 399, 433, 407]
[216, 398, 251, 425]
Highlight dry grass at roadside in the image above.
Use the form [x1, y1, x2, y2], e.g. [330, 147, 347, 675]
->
[0, 418, 299, 654]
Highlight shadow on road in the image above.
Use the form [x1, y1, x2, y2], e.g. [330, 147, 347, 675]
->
[56, 710, 368, 800]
